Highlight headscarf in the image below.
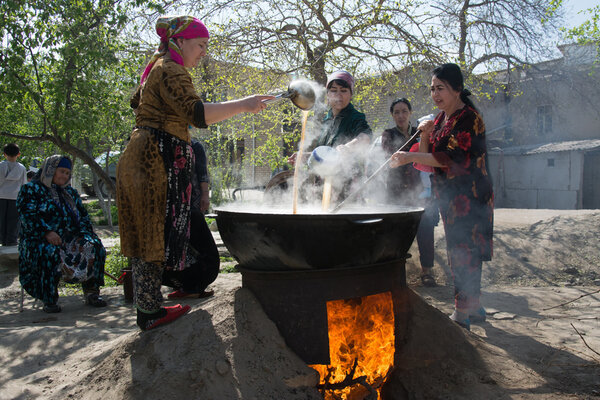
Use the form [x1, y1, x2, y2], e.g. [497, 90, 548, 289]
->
[35, 155, 79, 223]
[326, 70, 355, 93]
[140, 16, 210, 84]
[36, 155, 72, 189]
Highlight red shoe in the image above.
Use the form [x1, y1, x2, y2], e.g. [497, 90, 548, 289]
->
[144, 304, 191, 331]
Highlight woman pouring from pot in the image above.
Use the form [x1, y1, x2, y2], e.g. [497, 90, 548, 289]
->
[390, 63, 494, 331]
[117, 15, 273, 331]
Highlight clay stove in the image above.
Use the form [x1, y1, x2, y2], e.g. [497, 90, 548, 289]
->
[215, 205, 423, 396]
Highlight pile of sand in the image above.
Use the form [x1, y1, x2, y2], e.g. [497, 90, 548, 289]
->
[1, 209, 599, 399]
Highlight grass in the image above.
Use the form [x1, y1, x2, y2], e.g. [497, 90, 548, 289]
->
[220, 262, 238, 274]
[84, 200, 118, 225]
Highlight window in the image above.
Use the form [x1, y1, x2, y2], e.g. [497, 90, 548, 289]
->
[547, 158, 554, 167]
[536, 105, 552, 135]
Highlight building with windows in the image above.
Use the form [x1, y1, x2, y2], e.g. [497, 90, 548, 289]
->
[479, 43, 600, 209]
[360, 43, 600, 209]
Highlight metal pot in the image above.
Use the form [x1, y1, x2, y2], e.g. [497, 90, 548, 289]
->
[214, 206, 423, 270]
[264, 80, 316, 110]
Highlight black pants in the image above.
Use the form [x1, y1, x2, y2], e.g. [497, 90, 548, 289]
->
[416, 203, 440, 269]
[162, 210, 220, 293]
[0, 198, 19, 245]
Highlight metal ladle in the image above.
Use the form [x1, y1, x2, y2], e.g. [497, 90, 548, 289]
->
[263, 80, 316, 110]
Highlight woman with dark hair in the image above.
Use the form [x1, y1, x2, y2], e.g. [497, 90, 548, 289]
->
[17, 155, 107, 313]
[316, 70, 372, 149]
[380, 98, 439, 287]
[289, 70, 372, 201]
[381, 98, 420, 201]
[390, 63, 494, 330]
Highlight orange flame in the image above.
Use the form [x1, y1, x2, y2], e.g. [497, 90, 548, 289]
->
[309, 291, 395, 399]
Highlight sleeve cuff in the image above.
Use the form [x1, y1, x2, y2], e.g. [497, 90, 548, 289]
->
[194, 101, 208, 129]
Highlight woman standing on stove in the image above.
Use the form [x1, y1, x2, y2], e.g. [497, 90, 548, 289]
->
[389, 63, 493, 331]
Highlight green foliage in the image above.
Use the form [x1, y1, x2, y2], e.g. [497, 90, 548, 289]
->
[84, 200, 118, 225]
[0, 0, 152, 217]
[103, 242, 129, 287]
[219, 260, 238, 274]
[565, 5, 600, 44]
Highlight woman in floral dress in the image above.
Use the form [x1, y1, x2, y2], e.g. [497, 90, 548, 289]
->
[390, 63, 494, 330]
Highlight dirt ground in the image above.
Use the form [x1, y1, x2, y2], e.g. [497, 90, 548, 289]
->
[0, 208, 599, 399]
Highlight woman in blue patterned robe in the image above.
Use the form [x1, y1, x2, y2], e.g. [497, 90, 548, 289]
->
[17, 155, 107, 313]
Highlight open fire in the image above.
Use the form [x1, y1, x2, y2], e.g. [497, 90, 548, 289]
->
[310, 291, 395, 399]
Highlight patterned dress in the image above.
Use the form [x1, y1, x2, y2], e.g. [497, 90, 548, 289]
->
[429, 105, 494, 310]
[116, 54, 207, 312]
[17, 181, 106, 305]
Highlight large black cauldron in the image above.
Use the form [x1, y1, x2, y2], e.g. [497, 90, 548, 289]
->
[215, 206, 423, 271]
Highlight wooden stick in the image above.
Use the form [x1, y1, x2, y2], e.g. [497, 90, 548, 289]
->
[542, 289, 600, 311]
[570, 322, 600, 358]
[330, 129, 422, 213]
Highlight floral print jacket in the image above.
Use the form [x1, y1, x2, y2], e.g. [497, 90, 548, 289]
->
[430, 105, 494, 260]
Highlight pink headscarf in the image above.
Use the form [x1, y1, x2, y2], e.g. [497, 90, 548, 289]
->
[326, 70, 355, 93]
[140, 16, 210, 84]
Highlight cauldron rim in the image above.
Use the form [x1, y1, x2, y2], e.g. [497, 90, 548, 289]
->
[213, 205, 424, 218]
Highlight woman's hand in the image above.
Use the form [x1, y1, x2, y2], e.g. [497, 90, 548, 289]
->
[418, 119, 434, 140]
[200, 193, 210, 214]
[288, 152, 298, 166]
[199, 182, 210, 214]
[335, 133, 370, 154]
[243, 95, 275, 113]
[44, 231, 62, 246]
[389, 151, 412, 168]
[287, 152, 309, 166]
[335, 143, 350, 154]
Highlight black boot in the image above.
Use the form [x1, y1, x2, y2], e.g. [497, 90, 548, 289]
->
[85, 293, 107, 307]
[43, 303, 62, 313]
[136, 308, 167, 331]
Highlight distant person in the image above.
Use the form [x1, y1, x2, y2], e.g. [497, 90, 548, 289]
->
[162, 139, 219, 299]
[390, 63, 494, 330]
[380, 98, 440, 287]
[0, 143, 27, 246]
[17, 155, 107, 313]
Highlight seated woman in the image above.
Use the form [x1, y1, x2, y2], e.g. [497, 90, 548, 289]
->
[17, 155, 107, 313]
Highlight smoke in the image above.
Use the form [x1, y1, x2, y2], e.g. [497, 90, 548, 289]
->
[221, 79, 428, 213]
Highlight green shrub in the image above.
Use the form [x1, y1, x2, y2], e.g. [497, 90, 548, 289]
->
[84, 200, 118, 225]
[103, 242, 129, 287]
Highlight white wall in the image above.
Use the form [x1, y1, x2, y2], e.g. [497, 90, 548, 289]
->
[489, 151, 584, 209]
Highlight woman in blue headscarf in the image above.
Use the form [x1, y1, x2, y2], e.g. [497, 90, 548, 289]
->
[17, 155, 107, 313]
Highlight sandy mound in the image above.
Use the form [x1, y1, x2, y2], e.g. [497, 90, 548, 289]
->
[405, 211, 600, 288]
[1, 209, 599, 399]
